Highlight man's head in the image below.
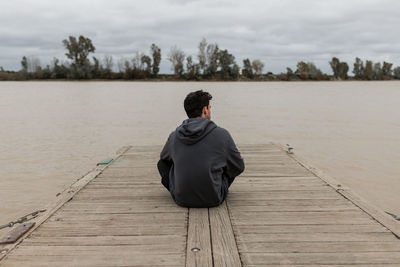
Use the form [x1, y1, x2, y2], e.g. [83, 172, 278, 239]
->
[184, 90, 212, 119]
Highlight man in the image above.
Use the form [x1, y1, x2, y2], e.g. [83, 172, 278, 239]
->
[157, 90, 244, 208]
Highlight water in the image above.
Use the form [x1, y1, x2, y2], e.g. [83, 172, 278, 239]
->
[1, 81, 399, 232]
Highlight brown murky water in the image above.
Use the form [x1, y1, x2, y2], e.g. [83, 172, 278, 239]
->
[1, 81, 399, 233]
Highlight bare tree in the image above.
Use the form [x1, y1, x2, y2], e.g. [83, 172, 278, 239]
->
[132, 52, 143, 70]
[373, 62, 383, 80]
[117, 57, 129, 73]
[198, 38, 207, 73]
[103, 55, 113, 72]
[252, 59, 264, 75]
[168, 46, 185, 76]
[205, 43, 219, 75]
[27, 56, 41, 73]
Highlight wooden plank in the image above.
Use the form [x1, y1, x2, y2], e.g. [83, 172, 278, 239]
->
[240, 172, 312, 177]
[228, 191, 342, 200]
[234, 224, 389, 234]
[238, 241, 400, 253]
[236, 232, 398, 243]
[22, 235, 186, 246]
[186, 208, 213, 267]
[73, 194, 175, 200]
[93, 170, 160, 177]
[31, 225, 187, 237]
[68, 195, 173, 203]
[233, 176, 323, 184]
[243, 166, 311, 173]
[227, 198, 352, 207]
[1, 254, 184, 266]
[244, 266, 400, 267]
[45, 214, 187, 226]
[229, 204, 360, 212]
[78, 188, 171, 194]
[94, 174, 160, 179]
[61, 203, 185, 213]
[209, 202, 242, 267]
[12, 244, 185, 256]
[230, 211, 374, 225]
[230, 210, 370, 218]
[240, 251, 400, 265]
[231, 184, 330, 192]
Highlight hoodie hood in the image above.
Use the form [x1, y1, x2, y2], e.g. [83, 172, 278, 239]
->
[176, 118, 217, 145]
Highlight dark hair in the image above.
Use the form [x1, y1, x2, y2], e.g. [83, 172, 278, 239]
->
[184, 90, 212, 118]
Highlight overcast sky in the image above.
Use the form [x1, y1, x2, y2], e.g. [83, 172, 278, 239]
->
[1, 0, 399, 73]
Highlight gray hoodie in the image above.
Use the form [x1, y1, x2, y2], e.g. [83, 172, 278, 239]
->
[157, 118, 244, 208]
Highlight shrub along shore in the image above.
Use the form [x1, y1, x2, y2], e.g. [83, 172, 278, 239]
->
[1, 35, 400, 81]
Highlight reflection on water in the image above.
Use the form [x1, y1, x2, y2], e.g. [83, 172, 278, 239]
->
[1, 81, 400, 230]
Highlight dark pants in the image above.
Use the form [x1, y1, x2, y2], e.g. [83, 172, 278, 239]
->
[158, 159, 231, 201]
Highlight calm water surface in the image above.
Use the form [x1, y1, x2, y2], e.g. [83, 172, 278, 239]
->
[1, 81, 399, 232]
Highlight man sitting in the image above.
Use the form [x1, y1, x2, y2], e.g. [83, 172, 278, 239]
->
[157, 90, 244, 208]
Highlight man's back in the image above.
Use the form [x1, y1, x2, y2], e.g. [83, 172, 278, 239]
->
[158, 118, 244, 208]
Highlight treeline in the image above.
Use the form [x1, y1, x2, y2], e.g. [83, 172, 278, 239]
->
[1, 35, 400, 81]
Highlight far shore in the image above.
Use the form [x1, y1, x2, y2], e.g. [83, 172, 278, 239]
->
[1, 78, 400, 82]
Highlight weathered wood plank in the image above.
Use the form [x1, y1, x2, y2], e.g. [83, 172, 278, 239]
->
[68, 195, 174, 204]
[12, 244, 185, 255]
[238, 241, 400, 253]
[228, 191, 342, 200]
[31, 225, 187, 237]
[22, 235, 186, 246]
[72, 190, 172, 199]
[231, 184, 330, 191]
[233, 224, 389, 234]
[1, 254, 184, 266]
[49, 212, 187, 222]
[186, 208, 212, 267]
[209, 201, 242, 267]
[240, 251, 400, 265]
[230, 211, 374, 225]
[231, 176, 323, 183]
[244, 265, 400, 267]
[236, 232, 398, 243]
[228, 204, 358, 212]
[230, 210, 370, 218]
[227, 198, 352, 207]
[61, 203, 185, 213]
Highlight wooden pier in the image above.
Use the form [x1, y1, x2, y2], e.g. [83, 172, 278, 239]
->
[1, 143, 400, 266]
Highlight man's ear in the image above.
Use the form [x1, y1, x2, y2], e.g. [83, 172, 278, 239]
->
[202, 106, 208, 115]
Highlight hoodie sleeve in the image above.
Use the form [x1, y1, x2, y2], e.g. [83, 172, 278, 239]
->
[157, 134, 173, 190]
[225, 132, 245, 186]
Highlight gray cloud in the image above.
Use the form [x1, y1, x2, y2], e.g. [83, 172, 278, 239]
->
[1, 0, 399, 73]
